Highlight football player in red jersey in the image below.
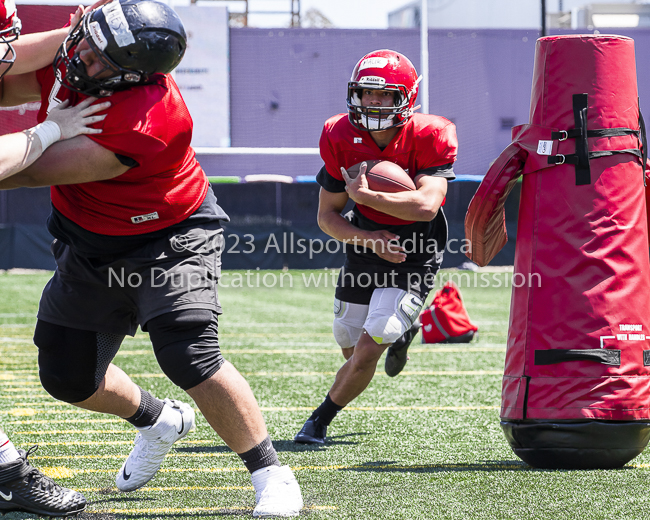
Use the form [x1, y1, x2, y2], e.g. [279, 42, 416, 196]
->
[0, 2, 109, 517]
[295, 49, 458, 444]
[0, 0, 302, 516]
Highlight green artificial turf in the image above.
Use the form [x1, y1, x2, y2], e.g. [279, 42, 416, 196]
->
[1, 269, 649, 519]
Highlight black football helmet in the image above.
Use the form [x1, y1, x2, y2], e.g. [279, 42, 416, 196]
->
[54, 0, 187, 96]
[0, 0, 21, 79]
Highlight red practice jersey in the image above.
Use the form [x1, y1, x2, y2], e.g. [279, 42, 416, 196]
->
[319, 113, 458, 225]
[35, 67, 208, 236]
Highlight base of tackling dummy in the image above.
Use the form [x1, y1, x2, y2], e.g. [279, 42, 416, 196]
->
[501, 420, 650, 469]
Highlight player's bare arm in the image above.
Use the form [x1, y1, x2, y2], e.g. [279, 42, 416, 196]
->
[342, 164, 448, 222]
[0, 70, 40, 105]
[0, 97, 109, 181]
[0, 6, 84, 78]
[9, 27, 69, 75]
[317, 187, 406, 263]
[0, 134, 129, 189]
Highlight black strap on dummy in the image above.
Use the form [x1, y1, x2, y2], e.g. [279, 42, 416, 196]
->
[640, 108, 647, 187]
[551, 128, 639, 140]
[548, 149, 642, 165]
[534, 349, 621, 366]
[547, 94, 645, 186]
[573, 94, 591, 185]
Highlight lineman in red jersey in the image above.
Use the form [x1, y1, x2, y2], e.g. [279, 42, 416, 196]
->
[295, 49, 457, 444]
[0, 0, 302, 516]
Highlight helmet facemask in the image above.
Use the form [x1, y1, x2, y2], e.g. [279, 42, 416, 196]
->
[347, 82, 410, 131]
[0, 14, 20, 80]
[347, 76, 421, 132]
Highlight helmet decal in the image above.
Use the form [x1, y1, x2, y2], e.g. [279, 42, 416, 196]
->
[88, 21, 108, 50]
[358, 76, 386, 88]
[102, 0, 135, 47]
[359, 57, 389, 71]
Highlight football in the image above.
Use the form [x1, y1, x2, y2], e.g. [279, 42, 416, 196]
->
[346, 160, 416, 193]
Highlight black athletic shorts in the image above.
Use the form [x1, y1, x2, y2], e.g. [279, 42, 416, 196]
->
[38, 223, 224, 336]
[334, 207, 445, 305]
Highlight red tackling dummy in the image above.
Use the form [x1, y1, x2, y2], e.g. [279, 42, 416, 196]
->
[464, 35, 650, 469]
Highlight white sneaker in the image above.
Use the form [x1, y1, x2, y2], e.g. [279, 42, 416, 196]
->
[116, 398, 195, 492]
[252, 465, 303, 518]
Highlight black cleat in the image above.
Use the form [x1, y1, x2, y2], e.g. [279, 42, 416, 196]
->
[294, 419, 327, 445]
[0, 446, 86, 518]
[385, 321, 421, 377]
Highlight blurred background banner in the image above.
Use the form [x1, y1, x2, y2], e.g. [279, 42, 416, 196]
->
[174, 4, 230, 147]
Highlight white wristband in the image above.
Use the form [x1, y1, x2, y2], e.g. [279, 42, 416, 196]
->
[33, 121, 62, 151]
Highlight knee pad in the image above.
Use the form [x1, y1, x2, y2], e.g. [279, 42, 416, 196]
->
[364, 288, 424, 345]
[34, 320, 123, 403]
[146, 309, 224, 390]
[332, 299, 368, 349]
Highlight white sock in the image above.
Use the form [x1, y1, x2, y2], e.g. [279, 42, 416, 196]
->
[0, 435, 20, 463]
[251, 465, 287, 493]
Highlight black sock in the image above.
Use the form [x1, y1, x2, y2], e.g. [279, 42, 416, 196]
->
[125, 387, 165, 428]
[309, 393, 344, 426]
[238, 435, 280, 474]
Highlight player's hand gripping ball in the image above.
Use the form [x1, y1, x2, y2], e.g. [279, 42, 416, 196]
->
[345, 160, 416, 193]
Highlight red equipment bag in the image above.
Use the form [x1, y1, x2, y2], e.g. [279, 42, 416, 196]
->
[420, 281, 478, 344]
[465, 35, 650, 469]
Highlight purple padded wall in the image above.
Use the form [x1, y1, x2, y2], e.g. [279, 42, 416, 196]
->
[225, 28, 539, 178]
[212, 27, 650, 180]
